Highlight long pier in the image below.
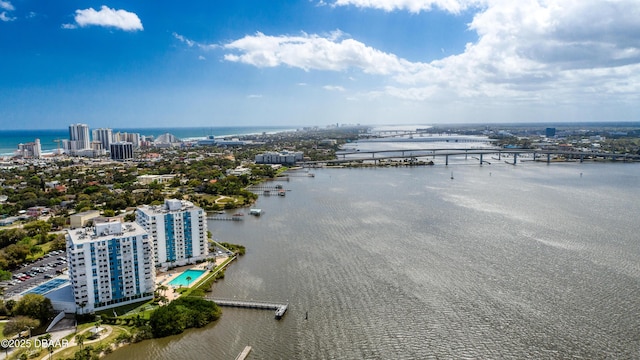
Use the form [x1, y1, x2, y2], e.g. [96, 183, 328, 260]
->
[206, 216, 243, 221]
[210, 298, 288, 319]
[235, 346, 252, 360]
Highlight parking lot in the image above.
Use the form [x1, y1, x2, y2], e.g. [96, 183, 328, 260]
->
[2, 250, 68, 298]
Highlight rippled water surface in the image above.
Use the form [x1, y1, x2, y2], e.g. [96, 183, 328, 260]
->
[107, 161, 640, 359]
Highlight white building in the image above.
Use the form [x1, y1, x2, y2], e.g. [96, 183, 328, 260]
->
[92, 128, 113, 152]
[114, 132, 141, 148]
[66, 221, 155, 313]
[69, 123, 91, 151]
[255, 151, 304, 165]
[15, 138, 41, 158]
[136, 199, 208, 268]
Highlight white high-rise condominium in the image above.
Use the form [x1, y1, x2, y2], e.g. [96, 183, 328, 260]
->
[136, 199, 209, 268]
[66, 221, 155, 313]
[92, 128, 113, 152]
[69, 123, 91, 151]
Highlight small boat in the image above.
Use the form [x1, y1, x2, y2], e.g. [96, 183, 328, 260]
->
[232, 213, 244, 217]
[450, 171, 454, 180]
[278, 190, 286, 196]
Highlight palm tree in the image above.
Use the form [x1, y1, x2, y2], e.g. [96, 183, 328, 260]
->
[186, 276, 192, 287]
[158, 284, 168, 296]
[75, 333, 85, 350]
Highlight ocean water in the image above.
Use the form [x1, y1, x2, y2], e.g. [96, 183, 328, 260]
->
[0, 126, 295, 155]
[107, 160, 640, 359]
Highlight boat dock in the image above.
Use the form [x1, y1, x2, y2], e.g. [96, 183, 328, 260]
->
[207, 216, 243, 221]
[235, 346, 252, 360]
[210, 298, 288, 319]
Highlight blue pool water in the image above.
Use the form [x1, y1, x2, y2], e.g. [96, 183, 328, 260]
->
[22, 278, 69, 295]
[168, 269, 206, 287]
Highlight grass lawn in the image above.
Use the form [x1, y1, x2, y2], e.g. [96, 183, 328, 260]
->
[95, 299, 153, 318]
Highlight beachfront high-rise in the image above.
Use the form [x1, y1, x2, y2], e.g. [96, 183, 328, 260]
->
[136, 199, 209, 268]
[16, 138, 41, 159]
[66, 221, 155, 313]
[69, 123, 91, 151]
[92, 128, 113, 152]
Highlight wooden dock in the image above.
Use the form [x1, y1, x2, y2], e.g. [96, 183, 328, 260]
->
[235, 346, 252, 360]
[210, 298, 288, 319]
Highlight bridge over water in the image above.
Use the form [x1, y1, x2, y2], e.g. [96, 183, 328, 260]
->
[302, 148, 640, 166]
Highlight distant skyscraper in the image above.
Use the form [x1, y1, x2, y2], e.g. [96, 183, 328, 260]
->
[66, 221, 155, 313]
[69, 123, 91, 150]
[136, 199, 208, 268]
[16, 138, 41, 158]
[114, 132, 141, 148]
[92, 128, 113, 152]
[546, 128, 556, 138]
[110, 142, 134, 161]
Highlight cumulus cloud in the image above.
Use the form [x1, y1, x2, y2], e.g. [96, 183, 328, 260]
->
[0, 0, 15, 22]
[72, 6, 143, 31]
[223, 30, 417, 76]
[0, 1, 13, 11]
[222, 0, 640, 106]
[0, 11, 14, 21]
[247, 94, 263, 98]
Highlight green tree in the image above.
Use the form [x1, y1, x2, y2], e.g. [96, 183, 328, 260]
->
[0, 269, 11, 281]
[2, 316, 40, 338]
[75, 333, 85, 351]
[13, 293, 54, 323]
[124, 213, 136, 222]
[4, 243, 30, 267]
[23, 220, 51, 238]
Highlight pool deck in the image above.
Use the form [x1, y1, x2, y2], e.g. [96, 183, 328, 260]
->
[156, 256, 229, 302]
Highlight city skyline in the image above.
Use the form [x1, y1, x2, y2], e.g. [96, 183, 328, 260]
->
[1, 1, 639, 130]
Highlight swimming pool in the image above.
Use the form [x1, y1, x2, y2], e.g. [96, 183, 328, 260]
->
[168, 269, 206, 287]
[22, 278, 69, 295]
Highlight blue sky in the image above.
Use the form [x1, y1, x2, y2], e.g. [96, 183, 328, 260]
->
[1, 0, 639, 130]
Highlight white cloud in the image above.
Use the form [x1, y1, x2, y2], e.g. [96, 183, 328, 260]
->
[0, 11, 15, 21]
[324, 85, 346, 91]
[61, 23, 77, 29]
[173, 32, 218, 50]
[198, 55, 206, 61]
[0, 0, 14, 22]
[247, 94, 263, 98]
[223, 31, 416, 76]
[0, 1, 13, 11]
[174, 33, 195, 47]
[223, 0, 640, 109]
[72, 6, 143, 31]
[332, 0, 483, 14]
